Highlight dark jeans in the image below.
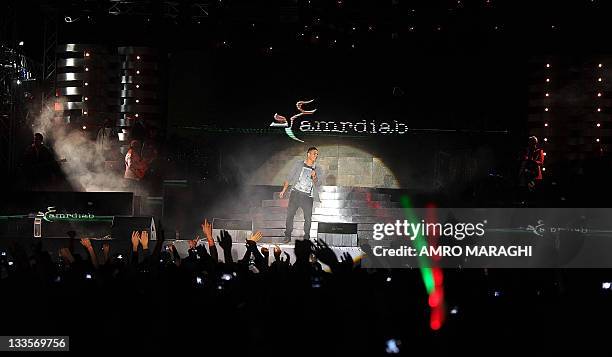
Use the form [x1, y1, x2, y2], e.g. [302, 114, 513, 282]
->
[285, 190, 314, 239]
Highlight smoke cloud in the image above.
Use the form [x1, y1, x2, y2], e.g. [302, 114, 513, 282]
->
[32, 101, 130, 192]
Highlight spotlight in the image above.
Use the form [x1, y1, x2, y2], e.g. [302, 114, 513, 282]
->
[597, 108, 601, 112]
[84, 96, 88, 101]
[82, 125, 87, 130]
[542, 167, 546, 171]
[596, 138, 600, 142]
[602, 282, 612, 290]
[544, 138, 548, 142]
[545, 93, 549, 97]
[599, 63, 603, 68]
[543, 152, 547, 156]
[598, 77, 603, 82]
[135, 113, 139, 118]
[544, 107, 549, 112]
[84, 82, 89, 86]
[136, 70, 140, 74]
[135, 99, 139, 103]
[597, 123, 601, 127]
[136, 55, 140, 60]
[546, 63, 550, 68]
[450, 306, 459, 315]
[544, 123, 549, 127]
[85, 67, 89, 71]
[18, 41, 24, 46]
[598, 92, 602, 97]
[85, 52, 90, 57]
[83, 111, 88, 115]
[545, 78, 550, 82]
[135, 84, 140, 88]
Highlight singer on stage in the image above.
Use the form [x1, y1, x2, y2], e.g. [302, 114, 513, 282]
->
[279, 147, 324, 243]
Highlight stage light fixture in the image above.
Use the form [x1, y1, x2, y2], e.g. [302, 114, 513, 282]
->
[84, 96, 88, 101]
[545, 93, 549, 97]
[544, 138, 548, 142]
[597, 123, 601, 127]
[85, 82, 89, 86]
[18, 41, 24, 46]
[544, 123, 548, 127]
[135, 114, 139, 118]
[83, 111, 88, 115]
[136, 56, 140, 60]
[85, 67, 89, 71]
[598, 92, 602, 97]
[136, 84, 140, 88]
[136, 70, 140, 74]
[596, 138, 600, 142]
[545, 78, 550, 82]
[82, 126, 87, 130]
[597, 108, 601, 112]
[599, 63, 603, 68]
[542, 167, 546, 171]
[544, 108, 549, 112]
[136, 99, 139, 103]
[598, 77, 602, 82]
[602, 282, 611, 290]
[85, 52, 90, 57]
[546, 63, 550, 68]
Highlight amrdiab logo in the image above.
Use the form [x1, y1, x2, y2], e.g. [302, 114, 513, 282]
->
[271, 99, 412, 142]
[271, 99, 317, 143]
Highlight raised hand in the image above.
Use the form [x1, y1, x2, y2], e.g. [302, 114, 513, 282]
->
[139, 230, 149, 250]
[189, 235, 200, 250]
[101, 242, 111, 263]
[217, 230, 233, 251]
[201, 219, 214, 246]
[131, 231, 141, 252]
[248, 231, 263, 243]
[59, 247, 75, 264]
[80, 238, 93, 251]
[273, 244, 282, 261]
[312, 239, 338, 268]
[281, 251, 291, 264]
[339, 252, 354, 270]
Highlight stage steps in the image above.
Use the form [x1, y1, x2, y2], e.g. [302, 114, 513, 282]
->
[253, 186, 406, 245]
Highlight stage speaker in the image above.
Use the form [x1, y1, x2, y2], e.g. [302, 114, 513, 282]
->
[212, 218, 252, 243]
[317, 222, 358, 247]
[111, 216, 157, 241]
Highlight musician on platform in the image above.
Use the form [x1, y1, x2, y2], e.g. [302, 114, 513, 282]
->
[279, 147, 324, 244]
[519, 135, 545, 193]
[124, 140, 148, 182]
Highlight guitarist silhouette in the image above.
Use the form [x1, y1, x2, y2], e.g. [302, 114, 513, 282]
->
[519, 136, 545, 192]
[124, 140, 151, 181]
